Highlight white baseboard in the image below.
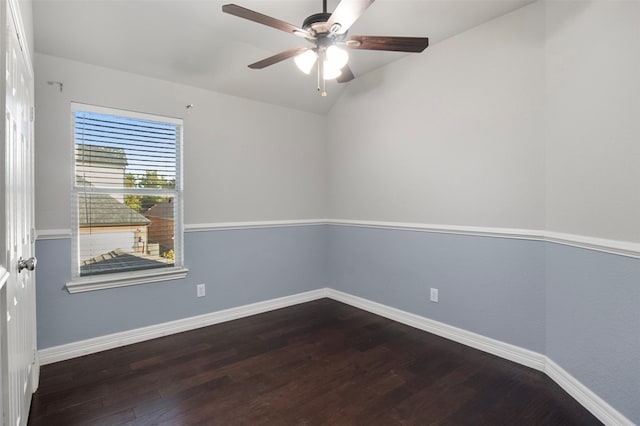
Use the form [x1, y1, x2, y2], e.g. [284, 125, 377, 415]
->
[545, 358, 633, 426]
[38, 288, 329, 365]
[325, 289, 632, 426]
[38, 288, 632, 426]
[326, 289, 546, 372]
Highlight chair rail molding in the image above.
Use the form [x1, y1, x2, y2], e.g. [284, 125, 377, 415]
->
[37, 220, 640, 258]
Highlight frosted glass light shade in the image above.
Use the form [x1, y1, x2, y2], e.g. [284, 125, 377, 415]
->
[294, 50, 318, 74]
[323, 61, 342, 80]
[326, 45, 348, 69]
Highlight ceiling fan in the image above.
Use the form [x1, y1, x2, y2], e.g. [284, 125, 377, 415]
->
[222, 0, 429, 95]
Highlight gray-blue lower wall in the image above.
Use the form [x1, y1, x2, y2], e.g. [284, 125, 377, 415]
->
[327, 225, 639, 424]
[545, 244, 640, 423]
[327, 225, 547, 354]
[35, 224, 639, 423]
[35, 225, 328, 348]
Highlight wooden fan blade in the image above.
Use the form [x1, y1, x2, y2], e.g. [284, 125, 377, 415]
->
[326, 0, 375, 35]
[337, 65, 355, 83]
[248, 47, 309, 69]
[347, 36, 429, 52]
[222, 4, 313, 38]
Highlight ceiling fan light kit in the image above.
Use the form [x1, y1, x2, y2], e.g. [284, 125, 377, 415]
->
[222, 0, 429, 95]
[326, 45, 349, 69]
[294, 46, 348, 77]
[294, 50, 318, 75]
[322, 60, 342, 80]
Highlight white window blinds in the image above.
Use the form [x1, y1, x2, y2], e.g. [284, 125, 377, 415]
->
[72, 105, 183, 278]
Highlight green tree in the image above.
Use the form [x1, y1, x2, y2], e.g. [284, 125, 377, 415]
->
[123, 171, 173, 212]
[138, 170, 172, 211]
[138, 170, 174, 189]
[124, 173, 142, 212]
[125, 173, 136, 187]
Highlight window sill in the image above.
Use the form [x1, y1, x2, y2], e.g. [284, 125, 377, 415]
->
[66, 267, 189, 293]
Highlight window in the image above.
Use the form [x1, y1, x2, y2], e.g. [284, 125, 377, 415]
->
[67, 103, 187, 293]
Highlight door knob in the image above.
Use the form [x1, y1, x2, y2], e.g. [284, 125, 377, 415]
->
[17, 257, 37, 273]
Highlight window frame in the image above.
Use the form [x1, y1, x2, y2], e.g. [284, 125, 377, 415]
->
[66, 103, 187, 293]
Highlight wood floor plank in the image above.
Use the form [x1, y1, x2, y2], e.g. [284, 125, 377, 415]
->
[28, 299, 602, 425]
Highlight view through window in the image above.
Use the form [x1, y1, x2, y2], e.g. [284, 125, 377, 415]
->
[72, 105, 182, 278]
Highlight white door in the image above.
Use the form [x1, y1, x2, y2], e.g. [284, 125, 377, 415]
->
[1, 0, 38, 425]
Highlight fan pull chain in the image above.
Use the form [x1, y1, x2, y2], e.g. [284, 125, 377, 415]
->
[317, 58, 321, 93]
[319, 50, 327, 96]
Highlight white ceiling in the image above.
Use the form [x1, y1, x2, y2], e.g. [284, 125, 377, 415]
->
[33, 0, 535, 115]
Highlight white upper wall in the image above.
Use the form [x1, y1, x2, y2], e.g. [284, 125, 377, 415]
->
[545, 0, 640, 243]
[34, 54, 327, 231]
[328, 0, 639, 244]
[327, 2, 545, 230]
[34, 0, 640, 243]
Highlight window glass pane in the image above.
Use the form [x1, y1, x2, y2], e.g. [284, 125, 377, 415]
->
[78, 194, 176, 277]
[73, 106, 181, 279]
[75, 111, 177, 189]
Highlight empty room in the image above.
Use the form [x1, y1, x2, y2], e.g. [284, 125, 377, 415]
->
[0, 0, 638, 424]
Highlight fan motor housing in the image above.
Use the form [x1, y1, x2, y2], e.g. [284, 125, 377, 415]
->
[302, 12, 331, 32]
[302, 12, 347, 46]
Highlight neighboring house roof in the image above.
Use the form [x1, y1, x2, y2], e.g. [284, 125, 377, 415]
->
[77, 176, 150, 227]
[76, 144, 127, 168]
[76, 176, 151, 227]
[81, 249, 172, 276]
[144, 199, 174, 219]
[79, 192, 151, 226]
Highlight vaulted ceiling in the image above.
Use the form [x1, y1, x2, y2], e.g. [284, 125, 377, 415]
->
[33, 0, 535, 115]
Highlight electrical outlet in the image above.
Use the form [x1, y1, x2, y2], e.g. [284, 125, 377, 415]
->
[430, 288, 439, 303]
[197, 283, 206, 298]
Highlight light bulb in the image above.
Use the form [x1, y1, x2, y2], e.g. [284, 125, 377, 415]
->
[294, 50, 317, 75]
[323, 60, 342, 80]
[326, 45, 349, 70]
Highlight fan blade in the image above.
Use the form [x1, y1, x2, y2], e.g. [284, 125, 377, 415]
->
[248, 47, 309, 69]
[222, 4, 313, 38]
[326, 0, 375, 34]
[337, 65, 355, 83]
[347, 35, 429, 53]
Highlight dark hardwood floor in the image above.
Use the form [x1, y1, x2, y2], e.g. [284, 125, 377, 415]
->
[29, 299, 601, 425]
